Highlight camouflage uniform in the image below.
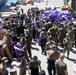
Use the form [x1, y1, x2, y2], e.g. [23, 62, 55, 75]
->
[44, 21, 52, 31]
[25, 33, 32, 59]
[63, 35, 72, 58]
[58, 27, 66, 47]
[50, 27, 58, 44]
[20, 36, 29, 61]
[73, 24, 76, 47]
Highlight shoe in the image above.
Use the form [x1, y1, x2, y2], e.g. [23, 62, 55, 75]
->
[66, 56, 69, 59]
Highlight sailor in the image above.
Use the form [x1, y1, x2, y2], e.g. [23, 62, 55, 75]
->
[0, 41, 14, 62]
[40, 27, 49, 54]
[47, 45, 60, 75]
[63, 33, 72, 58]
[25, 29, 32, 59]
[28, 56, 41, 75]
[45, 35, 56, 51]
[49, 26, 58, 44]
[20, 33, 29, 62]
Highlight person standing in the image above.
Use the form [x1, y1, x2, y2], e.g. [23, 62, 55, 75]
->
[25, 29, 32, 59]
[19, 52, 26, 75]
[55, 53, 68, 75]
[47, 45, 60, 75]
[45, 35, 56, 51]
[17, 23, 25, 37]
[2, 57, 8, 75]
[49, 26, 58, 44]
[73, 23, 76, 48]
[11, 31, 18, 58]
[20, 33, 29, 62]
[40, 27, 48, 54]
[32, 25, 37, 41]
[28, 56, 41, 75]
[63, 33, 72, 58]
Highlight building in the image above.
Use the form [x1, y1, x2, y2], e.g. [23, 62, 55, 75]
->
[47, 0, 64, 7]
[0, 0, 8, 9]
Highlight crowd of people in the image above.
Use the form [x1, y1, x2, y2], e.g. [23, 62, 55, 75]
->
[0, 6, 76, 75]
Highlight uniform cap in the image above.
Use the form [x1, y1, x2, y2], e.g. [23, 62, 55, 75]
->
[26, 29, 29, 32]
[51, 45, 56, 48]
[66, 33, 69, 36]
[42, 27, 46, 30]
[33, 56, 38, 60]
[20, 33, 25, 36]
[58, 27, 63, 30]
[11, 31, 14, 34]
[73, 21, 76, 25]
[2, 57, 8, 62]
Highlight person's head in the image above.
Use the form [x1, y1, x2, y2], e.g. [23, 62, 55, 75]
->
[54, 7, 56, 10]
[5, 32, 10, 36]
[60, 53, 65, 61]
[26, 29, 29, 34]
[2, 57, 8, 65]
[20, 33, 25, 38]
[6, 30, 10, 35]
[51, 45, 56, 50]
[42, 27, 46, 31]
[33, 56, 38, 60]
[19, 52, 25, 60]
[11, 31, 14, 36]
[66, 33, 70, 38]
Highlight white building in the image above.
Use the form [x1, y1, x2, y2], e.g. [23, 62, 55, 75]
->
[17, 0, 22, 3]
[45, 0, 64, 7]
